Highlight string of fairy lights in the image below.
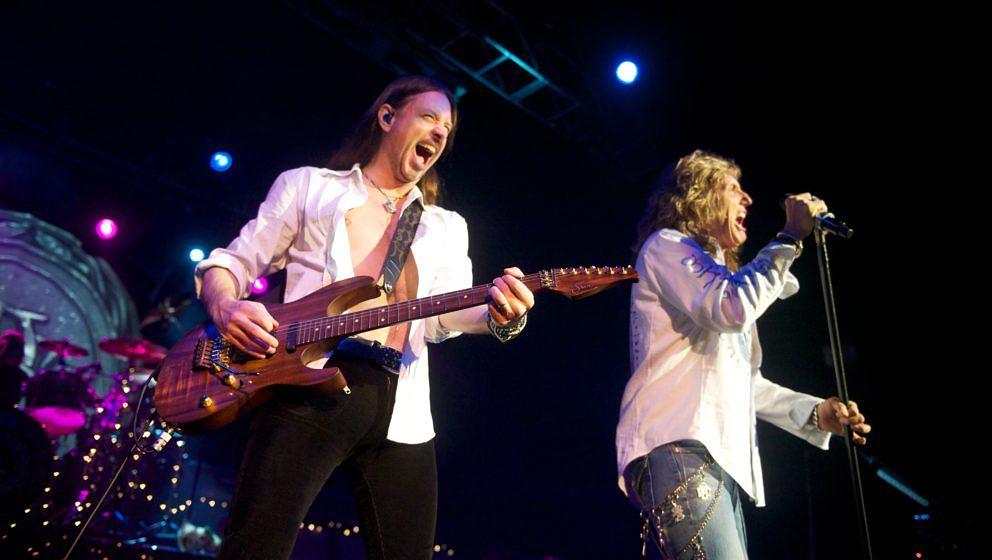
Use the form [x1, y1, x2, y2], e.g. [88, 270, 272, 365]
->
[2, 369, 457, 557]
[2, 152, 469, 558]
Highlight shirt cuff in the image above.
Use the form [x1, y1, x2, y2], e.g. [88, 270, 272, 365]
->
[759, 242, 801, 299]
[790, 397, 831, 450]
[424, 315, 464, 344]
[194, 253, 250, 299]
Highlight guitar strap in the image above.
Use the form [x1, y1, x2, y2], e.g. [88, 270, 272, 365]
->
[379, 198, 423, 296]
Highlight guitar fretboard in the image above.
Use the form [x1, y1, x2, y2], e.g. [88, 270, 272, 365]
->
[289, 272, 546, 346]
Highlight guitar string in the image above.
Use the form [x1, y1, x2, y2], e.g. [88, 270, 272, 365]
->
[260, 268, 626, 338]
[227, 275, 540, 359]
[262, 272, 546, 337]
[225, 268, 628, 357]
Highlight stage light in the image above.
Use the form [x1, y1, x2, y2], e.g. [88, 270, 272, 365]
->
[95, 218, 118, 239]
[252, 277, 269, 295]
[189, 248, 205, 262]
[210, 151, 232, 172]
[616, 61, 638, 84]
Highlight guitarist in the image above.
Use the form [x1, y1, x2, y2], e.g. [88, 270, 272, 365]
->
[194, 76, 534, 560]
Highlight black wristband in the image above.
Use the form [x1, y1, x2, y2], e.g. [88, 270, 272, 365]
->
[487, 313, 527, 343]
[774, 232, 803, 258]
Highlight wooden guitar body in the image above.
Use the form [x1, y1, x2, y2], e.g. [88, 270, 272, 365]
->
[154, 276, 381, 433]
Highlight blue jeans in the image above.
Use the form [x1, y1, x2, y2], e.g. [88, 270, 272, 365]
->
[624, 441, 748, 560]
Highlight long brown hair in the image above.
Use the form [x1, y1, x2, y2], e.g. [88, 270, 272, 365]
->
[633, 150, 742, 269]
[329, 75, 459, 205]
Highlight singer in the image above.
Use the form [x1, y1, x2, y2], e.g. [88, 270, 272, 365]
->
[615, 150, 870, 558]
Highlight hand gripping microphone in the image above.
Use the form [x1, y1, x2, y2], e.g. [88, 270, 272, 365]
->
[781, 195, 854, 239]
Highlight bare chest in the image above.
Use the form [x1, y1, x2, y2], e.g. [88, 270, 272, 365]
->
[345, 200, 398, 279]
[344, 199, 418, 350]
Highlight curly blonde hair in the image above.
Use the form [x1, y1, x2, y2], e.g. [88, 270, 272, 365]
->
[634, 150, 742, 269]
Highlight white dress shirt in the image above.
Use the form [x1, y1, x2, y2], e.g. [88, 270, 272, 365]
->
[616, 228, 831, 506]
[194, 165, 473, 444]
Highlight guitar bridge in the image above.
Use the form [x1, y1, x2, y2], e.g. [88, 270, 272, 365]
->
[193, 337, 233, 371]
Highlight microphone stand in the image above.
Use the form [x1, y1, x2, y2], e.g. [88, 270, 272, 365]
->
[812, 222, 873, 560]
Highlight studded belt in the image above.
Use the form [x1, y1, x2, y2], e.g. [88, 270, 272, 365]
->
[332, 338, 403, 375]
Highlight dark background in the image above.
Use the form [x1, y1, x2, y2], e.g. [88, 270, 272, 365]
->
[1, 1, 973, 558]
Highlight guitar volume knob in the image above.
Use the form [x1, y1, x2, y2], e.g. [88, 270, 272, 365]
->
[222, 373, 243, 389]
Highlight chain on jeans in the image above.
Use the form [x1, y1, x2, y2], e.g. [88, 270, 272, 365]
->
[640, 458, 724, 560]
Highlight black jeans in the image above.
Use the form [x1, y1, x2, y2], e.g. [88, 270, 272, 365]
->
[218, 357, 437, 560]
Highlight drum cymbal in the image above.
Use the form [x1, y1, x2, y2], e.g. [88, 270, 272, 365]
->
[38, 338, 89, 358]
[98, 337, 167, 363]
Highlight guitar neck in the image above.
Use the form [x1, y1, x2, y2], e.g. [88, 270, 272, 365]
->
[289, 272, 550, 346]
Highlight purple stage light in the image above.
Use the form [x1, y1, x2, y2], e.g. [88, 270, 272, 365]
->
[252, 277, 268, 295]
[95, 218, 118, 239]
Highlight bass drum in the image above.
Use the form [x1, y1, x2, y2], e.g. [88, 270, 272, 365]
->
[23, 367, 94, 437]
[0, 409, 53, 522]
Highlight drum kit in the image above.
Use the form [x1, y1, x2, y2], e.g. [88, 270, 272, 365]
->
[1, 331, 195, 554]
[21, 336, 166, 439]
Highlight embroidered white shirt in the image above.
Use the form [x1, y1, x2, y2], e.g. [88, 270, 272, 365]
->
[194, 165, 473, 444]
[616, 229, 831, 506]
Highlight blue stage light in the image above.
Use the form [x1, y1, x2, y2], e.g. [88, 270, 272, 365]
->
[210, 151, 232, 172]
[189, 248, 206, 263]
[616, 61, 638, 85]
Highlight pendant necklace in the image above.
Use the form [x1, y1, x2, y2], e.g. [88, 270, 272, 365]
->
[366, 174, 404, 214]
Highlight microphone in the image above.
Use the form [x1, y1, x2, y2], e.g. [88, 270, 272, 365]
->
[816, 213, 854, 239]
[780, 195, 854, 239]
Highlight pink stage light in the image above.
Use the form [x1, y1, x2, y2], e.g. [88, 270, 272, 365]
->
[252, 277, 268, 295]
[95, 218, 118, 239]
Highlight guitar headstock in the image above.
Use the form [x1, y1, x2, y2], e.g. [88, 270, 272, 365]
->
[539, 266, 639, 300]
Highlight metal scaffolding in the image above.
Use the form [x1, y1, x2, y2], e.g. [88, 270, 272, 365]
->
[283, 0, 609, 160]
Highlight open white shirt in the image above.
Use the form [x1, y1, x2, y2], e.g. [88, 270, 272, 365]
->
[616, 229, 831, 506]
[194, 165, 473, 444]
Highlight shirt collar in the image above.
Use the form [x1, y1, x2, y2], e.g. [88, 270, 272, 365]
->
[670, 229, 726, 265]
[712, 246, 727, 265]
